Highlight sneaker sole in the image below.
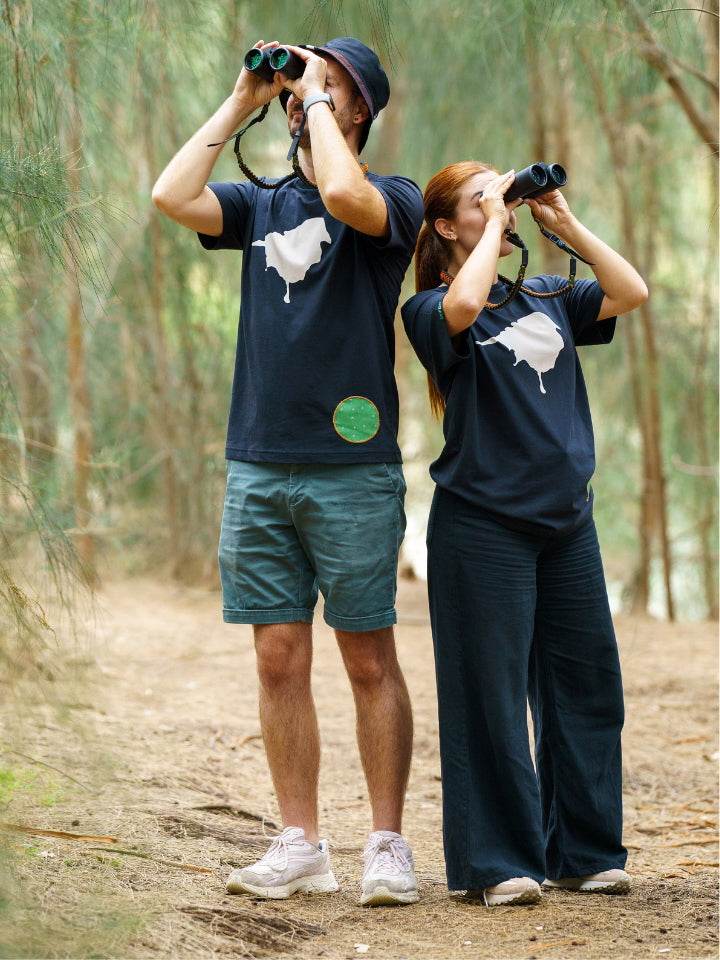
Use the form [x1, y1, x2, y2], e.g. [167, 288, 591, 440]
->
[543, 878, 631, 894]
[226, 871, 339, 899]
[360, 884, 420, 907]
[483, 885, 542, 907]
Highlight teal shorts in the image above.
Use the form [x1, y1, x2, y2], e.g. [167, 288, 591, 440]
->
[218, 461, 406, 631]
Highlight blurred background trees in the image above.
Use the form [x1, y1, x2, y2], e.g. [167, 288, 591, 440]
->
[1, 0, 717, 636]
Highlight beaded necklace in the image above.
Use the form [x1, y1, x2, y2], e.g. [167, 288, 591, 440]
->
[439, 228, 583, 309]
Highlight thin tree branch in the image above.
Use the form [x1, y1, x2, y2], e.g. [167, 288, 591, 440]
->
[651, 7, 719, 17]
[617, 0, 719, 157]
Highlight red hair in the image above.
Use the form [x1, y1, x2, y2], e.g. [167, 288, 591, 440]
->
[414, 161, 498, 417]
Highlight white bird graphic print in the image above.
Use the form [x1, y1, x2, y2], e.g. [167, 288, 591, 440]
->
[252, 217, 332, 303]
[476, 312, 564, 394]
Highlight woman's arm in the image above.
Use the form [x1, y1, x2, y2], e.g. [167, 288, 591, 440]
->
[440, 170, 519, 336]
[525, 193, 648, 319]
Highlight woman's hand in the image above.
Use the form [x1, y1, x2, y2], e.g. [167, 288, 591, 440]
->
[525, 190, 648, 319]
[480, 170, 522, 232]
[524, 189, 573, 235]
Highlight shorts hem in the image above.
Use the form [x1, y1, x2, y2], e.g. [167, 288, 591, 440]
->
[323, 609, 397, 632]
[222, 608, 314, 625]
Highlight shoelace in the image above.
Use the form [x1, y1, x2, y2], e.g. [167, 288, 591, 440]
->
[259, 831, 305, 870]
[365, 836, 411, 876]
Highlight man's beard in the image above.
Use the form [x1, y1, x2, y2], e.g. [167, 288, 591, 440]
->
[294, 100, 357, 151]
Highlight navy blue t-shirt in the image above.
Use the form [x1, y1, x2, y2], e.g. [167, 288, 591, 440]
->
[401, 276, 616, 534]
[199, 173, 422, 463]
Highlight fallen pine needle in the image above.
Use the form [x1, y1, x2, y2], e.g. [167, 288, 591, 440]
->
[663, 736, 706, 744]
[526, 939, 589, 951]
[2, 750, 94, 792]
[661, 837, 719, 848]
[674, 801, 716, 813]
[1, 823, 118, 844]
[82, 846, 214, 873]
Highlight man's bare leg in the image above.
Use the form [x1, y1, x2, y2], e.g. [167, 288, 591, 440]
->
[335, 626, 413, 832]
[254, 621, 320, 845]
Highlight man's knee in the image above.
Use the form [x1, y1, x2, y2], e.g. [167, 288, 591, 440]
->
[337, 628, 400, 690]
[254, 622, 312, 689]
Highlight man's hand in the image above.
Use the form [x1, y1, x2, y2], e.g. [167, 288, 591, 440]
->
[233, 41, 287, 111]
[276, 45, 329, 104]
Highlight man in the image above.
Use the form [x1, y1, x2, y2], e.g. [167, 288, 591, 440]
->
[152, 37, 422, 906]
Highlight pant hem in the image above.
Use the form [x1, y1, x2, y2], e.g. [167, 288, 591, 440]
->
[324, 610, 397, 632]
[222, 608, 314, 625]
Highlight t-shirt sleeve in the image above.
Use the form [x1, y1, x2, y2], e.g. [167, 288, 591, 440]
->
[563, 277, 617, 345]
[197, 181, 254, 251]
[402, 290, 471, 384]
[368, 175, 423, 253]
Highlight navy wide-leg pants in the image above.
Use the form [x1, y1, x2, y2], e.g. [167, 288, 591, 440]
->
[427, 487, 627, 890]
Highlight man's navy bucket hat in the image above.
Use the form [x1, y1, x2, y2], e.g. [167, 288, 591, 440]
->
[279, 37, 390, 152]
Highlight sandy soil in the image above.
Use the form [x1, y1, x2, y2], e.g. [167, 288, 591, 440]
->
[1, 574, 717, 960]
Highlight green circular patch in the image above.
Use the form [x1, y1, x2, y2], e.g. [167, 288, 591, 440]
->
[333, 396, 380, 443]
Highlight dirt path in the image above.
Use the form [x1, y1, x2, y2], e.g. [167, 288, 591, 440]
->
[2, 575, 718, 959]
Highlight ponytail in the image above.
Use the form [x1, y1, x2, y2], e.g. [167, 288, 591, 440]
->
[414, 160, 497, 419]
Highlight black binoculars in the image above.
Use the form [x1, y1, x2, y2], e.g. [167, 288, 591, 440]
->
[244, 46, 305, 83]
[504, 162, 567, 203]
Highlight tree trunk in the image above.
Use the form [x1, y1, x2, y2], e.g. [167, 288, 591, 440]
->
[64, 21, 96, 580]
[525, 36, 574, 276]
[582, 49, 675, 619]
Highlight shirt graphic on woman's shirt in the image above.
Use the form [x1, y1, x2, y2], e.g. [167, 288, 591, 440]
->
[476, 311, 565, 394]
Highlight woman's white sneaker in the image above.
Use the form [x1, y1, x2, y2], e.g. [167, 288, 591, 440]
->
[543, 869, 631, 894]
[226, 826, 339, 899]
[481, 877, 542, 906]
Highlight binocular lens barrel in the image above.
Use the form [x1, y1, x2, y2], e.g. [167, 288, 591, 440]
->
[268, 47, 305, 79]
[243, 46, 306, 82]
[504, 162, 568, 202]
[244, 49, 263, 71]
[545, 163, 568, 189]
[244, 47, 277, 82]
[504, 164, 547, 203]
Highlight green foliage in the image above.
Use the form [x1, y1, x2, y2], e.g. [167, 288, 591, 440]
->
[0, 764, 35, 807]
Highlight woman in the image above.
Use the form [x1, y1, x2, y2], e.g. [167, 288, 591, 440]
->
[401, 162, 648, 906]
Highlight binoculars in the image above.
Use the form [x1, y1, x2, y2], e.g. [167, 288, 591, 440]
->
[244, 46, 305, 83]
[504, 162, 567, 203]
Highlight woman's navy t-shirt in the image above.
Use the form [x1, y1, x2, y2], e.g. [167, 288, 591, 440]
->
[401, 275, 616, 534]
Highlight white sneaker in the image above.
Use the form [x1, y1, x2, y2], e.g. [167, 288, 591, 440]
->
[481, 877, 542, 906]
[360, 830, 419, 906]
[226, 826, 339, 899]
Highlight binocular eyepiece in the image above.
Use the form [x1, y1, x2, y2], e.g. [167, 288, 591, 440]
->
[244, 46, 305, 83]
[504, 162, 567, 203]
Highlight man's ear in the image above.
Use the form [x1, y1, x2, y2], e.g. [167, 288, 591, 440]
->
[353, 97, 370, 123]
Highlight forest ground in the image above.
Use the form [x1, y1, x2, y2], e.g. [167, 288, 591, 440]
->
[1, 573, 718, 960]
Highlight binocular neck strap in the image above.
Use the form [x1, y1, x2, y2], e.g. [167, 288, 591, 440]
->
[442, 228, 577, 310]
[286, 115, 318, 187]
[533, 218, 595, 266]
[207, 105, 309, 190]
[487, 239, 529, 310]
[207, 103, 270, 150]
